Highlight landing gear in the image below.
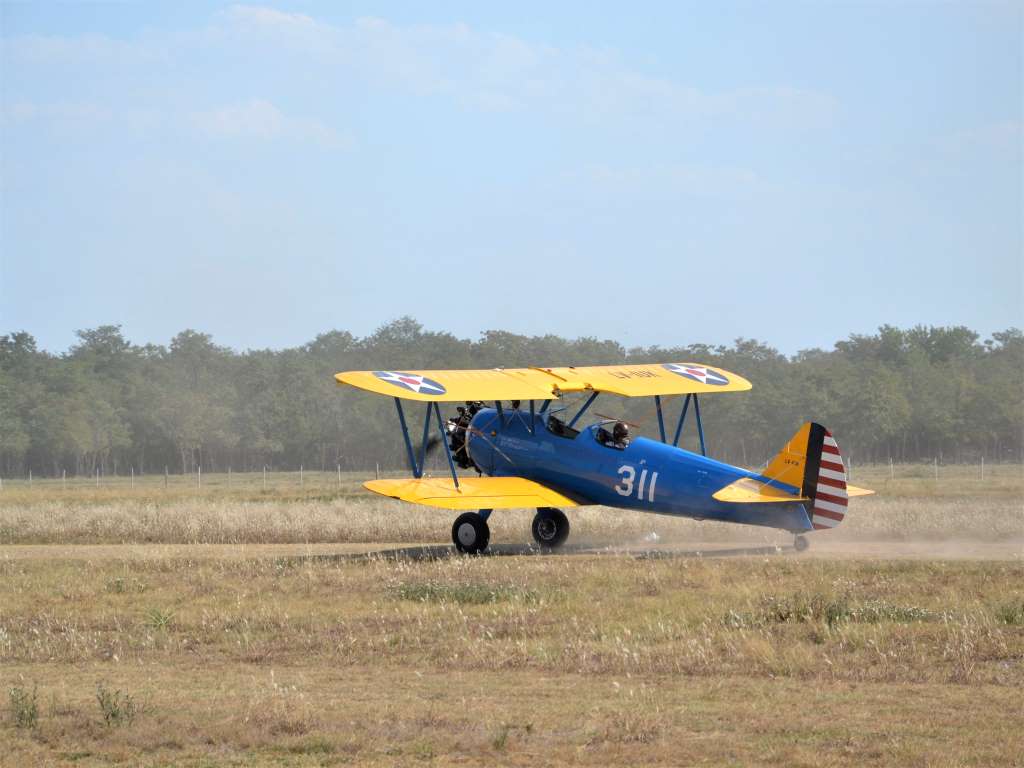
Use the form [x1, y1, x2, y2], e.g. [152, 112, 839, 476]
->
[532, 507, 570, 549]
[794, 534, 809, 552]
[452, 512, 490, 554]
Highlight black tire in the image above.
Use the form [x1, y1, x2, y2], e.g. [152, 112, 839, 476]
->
[794, 534, 810, 552]
[452, 512, 490, 554]
[532, 507, 570, 549]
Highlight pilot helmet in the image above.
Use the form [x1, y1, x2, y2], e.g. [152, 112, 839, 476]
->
[612, 421, 629, 443]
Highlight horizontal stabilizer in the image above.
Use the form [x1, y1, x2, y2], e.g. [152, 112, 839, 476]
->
[712, 477, 808, 504]
[846, 484, 874, 497]
[365, 476, 583, 510]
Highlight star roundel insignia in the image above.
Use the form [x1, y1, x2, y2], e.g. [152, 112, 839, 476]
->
[372, 371, 448, 395]
[662, 364, 730, 386]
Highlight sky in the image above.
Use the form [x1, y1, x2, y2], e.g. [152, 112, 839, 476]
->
[1, 1, 1021, 355]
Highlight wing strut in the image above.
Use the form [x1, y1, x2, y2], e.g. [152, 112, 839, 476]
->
[672, 394, 691, 447]
[433, 401, 460, 488]
[664, 393, 706, 455]
[693, 394, 707, 456]
[568, 391, 599, 428]
[393, 399, 461, 485]
[417, 400, 432, 474]
[393, 398, 419, 478]
[654, 395, 667, 442]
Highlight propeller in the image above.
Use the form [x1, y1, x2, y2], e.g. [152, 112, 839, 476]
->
[404, 433, 442, 474]
[418, 434, 443, 457]
[463, 423, 516, 465]
[411, 413, 516, 470]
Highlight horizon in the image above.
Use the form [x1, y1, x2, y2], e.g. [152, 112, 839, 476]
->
[4, 317, 1020, 359]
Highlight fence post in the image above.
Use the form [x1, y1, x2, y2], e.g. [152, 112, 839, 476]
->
[934, 457, 938, 480]
[198, 465, 202, 488]
[375, 462, 380, 480]
[228, 467, 232, 488]
[889, 456, 894, 481]
[28, 469, 32, 488]
[131, 466, 134, 489]
[62, 468, 66, 490]
[981, 455, 984, 481]
[300, 465, 303, 487]
[263, 465, 267, 490]
[164, 466, 168, 488]
[337, 463, 341, 488]
[95, 467, 99, 487]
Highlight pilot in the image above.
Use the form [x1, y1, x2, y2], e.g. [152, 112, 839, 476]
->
[612, 421, 630, 448]
[598, 421, 630, 449]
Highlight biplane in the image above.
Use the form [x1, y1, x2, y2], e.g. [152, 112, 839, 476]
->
[335, 363, 872, 553]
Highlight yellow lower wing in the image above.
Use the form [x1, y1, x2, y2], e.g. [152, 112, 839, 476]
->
[365, 477, 582, 510]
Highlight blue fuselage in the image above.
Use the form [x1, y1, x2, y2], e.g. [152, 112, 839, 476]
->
[467, 408, 812, 533]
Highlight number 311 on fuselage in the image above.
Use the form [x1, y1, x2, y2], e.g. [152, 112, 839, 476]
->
[335, 363, 873, 554]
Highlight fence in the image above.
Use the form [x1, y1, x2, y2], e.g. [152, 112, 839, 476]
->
[0, 461, 1020, 493]
[0, 464, 397, 493]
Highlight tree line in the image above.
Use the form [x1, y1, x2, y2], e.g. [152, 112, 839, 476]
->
[0, 319, 1020, 478]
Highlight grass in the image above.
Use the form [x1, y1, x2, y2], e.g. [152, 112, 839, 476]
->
[0, 462, 1019, 506]
[0, 468, 1020, 765]
[8, 684, 38, 730]
[392, 582, 541, 604]
[1, 549, 1022, 765]
[994, 599, 1024, 626]
[142, 607, 175, 631]
[724, 593, 944, 629]
[0, 464, 1021, 547]
[95, 683, 138, 728]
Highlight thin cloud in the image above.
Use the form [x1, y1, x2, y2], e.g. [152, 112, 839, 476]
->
[190, 99, 352, 149]
[3, 8, 839, 142]
[215, 9, 839, 130]
[0, 100, 114, 128]
[225, 4, 318, 30]
[934, 120, 1023, 156]
[4, 32, 169, 66]
[582, 164, 764, 201]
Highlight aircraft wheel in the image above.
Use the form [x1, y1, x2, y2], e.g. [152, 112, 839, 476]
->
[532, 507, 570, 549]
[794, 534, 810, 552]
[452, 513, 490, 554]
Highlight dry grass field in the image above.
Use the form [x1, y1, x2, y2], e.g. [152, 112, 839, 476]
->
[1, 464, 1022, 766]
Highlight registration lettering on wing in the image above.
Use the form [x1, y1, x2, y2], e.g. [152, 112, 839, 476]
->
[608, 368, 661, 380]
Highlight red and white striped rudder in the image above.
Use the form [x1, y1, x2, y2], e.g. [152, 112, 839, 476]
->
[809, 428, 848, 530]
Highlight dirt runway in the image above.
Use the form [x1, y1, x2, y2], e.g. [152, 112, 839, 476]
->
[0, 537, 1019, 561]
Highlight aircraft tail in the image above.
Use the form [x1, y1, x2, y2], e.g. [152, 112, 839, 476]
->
[763, 422, 859, 530]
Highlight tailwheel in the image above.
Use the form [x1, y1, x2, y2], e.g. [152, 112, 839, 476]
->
[452, 512, 490, 554]
[532, 507, 570, 549]
[794, 534, 810, 552]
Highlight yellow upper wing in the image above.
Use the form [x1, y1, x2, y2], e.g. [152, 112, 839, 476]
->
[335, 363, 751, 401]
